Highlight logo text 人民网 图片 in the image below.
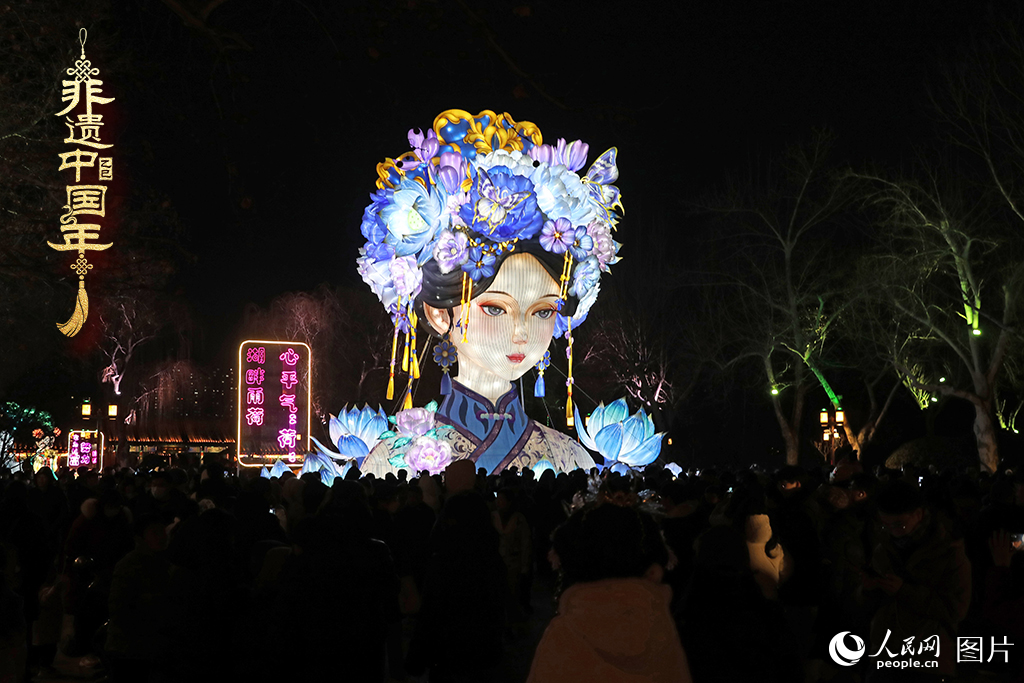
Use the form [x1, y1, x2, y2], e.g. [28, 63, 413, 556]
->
[829, 631, 1013, 669]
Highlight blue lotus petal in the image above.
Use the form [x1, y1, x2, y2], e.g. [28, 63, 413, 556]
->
[665, 462, 683, 477]
[320, 468, 338, 486]
[328, 415, 347, 447]
[588, 402, 607, 433]
[356, 406, 377, 440]
[341, 460, 354, 478]
[311, 436, 341, 458]
[618, 433, 664, 466]
[270, 459, 290, 479]
[620, 414, 646, 455]
[602, 398, 629, 426]
[574, 404, 598, 452]
[594, 423, 624, 460]
[638, 409, 655, 440]
[310, 451, 339, 473]
[259, 467, 271, 479]
[533, 459, 556, 476]
[365, 414, 388, 446]
[337, 434, 370, 459]
[299, 455, 321, 477]
[609, 461, 632, 475]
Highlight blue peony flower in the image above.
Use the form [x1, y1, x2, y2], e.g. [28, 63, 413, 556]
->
[573, 398, 664, 467]
[458, 167, 543, 242]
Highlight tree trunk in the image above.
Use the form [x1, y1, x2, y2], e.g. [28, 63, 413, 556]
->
[973, 399, 999, 473]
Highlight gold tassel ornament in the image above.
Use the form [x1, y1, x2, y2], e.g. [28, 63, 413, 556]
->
[57, 278, 89, 337]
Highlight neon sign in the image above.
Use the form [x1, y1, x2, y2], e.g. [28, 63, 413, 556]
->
[50, 29, 115, 337]
[237, 340, 311, 468]
[67, 430, 104, 469]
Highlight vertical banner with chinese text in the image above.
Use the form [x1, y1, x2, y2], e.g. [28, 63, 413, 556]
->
[237, 341, 311, 467]
[49, 28, 115, 337]
[67, 430, 104, 469]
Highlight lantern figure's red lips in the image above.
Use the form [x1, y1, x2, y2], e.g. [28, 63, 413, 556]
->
[507, 354, 526, 363]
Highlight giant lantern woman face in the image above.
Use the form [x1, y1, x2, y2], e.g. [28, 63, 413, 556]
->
[356, 109, 623, 417]
[424, 253, 560, 403]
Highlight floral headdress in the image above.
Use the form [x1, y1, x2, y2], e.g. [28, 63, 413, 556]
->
[357, 109, 623, 422]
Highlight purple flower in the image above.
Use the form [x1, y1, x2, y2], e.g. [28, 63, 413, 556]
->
[404, 436, 453, 475]
[527, 138, 589, 172]
[390, 255, 423, 299]
[462, 246, 497, 281]
[539, 218, 575, 255]
[396, 408, 434, 438]
[437, 152, 468, 194]
[432, 229, 469, 274]
[568, 226, 594, 260]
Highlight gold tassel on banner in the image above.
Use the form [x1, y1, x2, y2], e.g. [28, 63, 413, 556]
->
[403, 383, 414, 410]
[57, 278, 89, 337]
[566, 317, 575, 427]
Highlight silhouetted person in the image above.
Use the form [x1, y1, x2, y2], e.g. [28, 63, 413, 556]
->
[406, 491, 506, 682]
[105, 514, 173, 683]
[530, 502, 691, 683]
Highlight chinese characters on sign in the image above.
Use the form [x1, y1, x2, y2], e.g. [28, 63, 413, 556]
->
[49, 29, 115, 337]
[237, 341, 311, 468]
[67, 430, 104, 469]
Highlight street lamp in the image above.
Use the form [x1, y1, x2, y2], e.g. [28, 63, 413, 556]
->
[819, 407, 844, 465]
[107, 404, 117, 419]
[81, 401, 91, 418]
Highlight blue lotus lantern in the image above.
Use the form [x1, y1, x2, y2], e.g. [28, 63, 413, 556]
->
[311, 405, 388, 467]
[269, 459, 290, 479]
[573, 398, 664, 468]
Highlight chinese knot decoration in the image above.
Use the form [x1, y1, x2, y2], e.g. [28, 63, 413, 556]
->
[49, 29, 115, 337]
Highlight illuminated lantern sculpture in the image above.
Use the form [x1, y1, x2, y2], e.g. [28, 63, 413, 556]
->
[356, 109, 624, 476]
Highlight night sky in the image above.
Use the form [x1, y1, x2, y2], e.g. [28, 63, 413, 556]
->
[111, 0, 992, 362]
[4, 0, 1011, 449]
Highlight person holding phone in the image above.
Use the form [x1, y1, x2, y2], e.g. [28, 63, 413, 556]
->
[862, 480, 971, 680]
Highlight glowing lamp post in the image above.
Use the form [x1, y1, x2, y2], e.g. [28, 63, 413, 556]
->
[107, 404, 117, 419]
[820, 407, 845, 465]
[81, 401, 91, 418]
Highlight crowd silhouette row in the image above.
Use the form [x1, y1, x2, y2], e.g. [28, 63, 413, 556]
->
[1, 455, 1023, 683]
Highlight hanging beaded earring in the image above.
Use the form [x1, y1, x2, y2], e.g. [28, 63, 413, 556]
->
[534, 350, 551, 398]
[433, 316, 457, 395]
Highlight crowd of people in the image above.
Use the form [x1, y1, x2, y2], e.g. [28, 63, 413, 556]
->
[1, 454, 1022, 683]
